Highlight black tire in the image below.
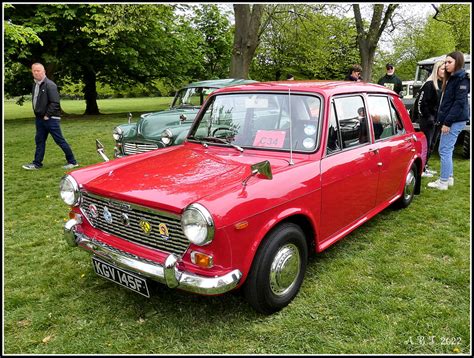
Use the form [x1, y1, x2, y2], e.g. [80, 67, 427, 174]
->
[243, 223, 308, 314]
[462, 130, 470, 159]
[394, 163, 417, 209]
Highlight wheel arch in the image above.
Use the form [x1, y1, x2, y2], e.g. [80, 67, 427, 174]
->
[240, 210, 317, 284]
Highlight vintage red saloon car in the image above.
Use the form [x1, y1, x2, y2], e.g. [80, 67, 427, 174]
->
[61, 81, 427, 314]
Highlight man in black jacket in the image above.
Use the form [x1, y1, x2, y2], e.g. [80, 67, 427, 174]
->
[22, 63, 78, 170]
[377, 63, 403, 95]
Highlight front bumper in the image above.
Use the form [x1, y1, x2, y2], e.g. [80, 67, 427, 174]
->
[64, 218, 242, 295]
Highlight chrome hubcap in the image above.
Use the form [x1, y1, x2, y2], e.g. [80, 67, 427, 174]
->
[404, 170, 416, 201]
[269, 244, 301, 296]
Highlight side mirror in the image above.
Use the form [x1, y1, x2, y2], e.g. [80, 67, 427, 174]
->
[242, 160, 272, 186]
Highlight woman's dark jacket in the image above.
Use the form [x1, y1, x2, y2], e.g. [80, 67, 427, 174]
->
[437, 69, 470, 127]
[32, 77, 61, 118]
[414, 79, 441, 126]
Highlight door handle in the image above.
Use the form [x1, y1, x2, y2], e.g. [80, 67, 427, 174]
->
[368, 148, 379, 154]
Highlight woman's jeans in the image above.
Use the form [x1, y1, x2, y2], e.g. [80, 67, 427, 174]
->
[438, 121, 467, 181]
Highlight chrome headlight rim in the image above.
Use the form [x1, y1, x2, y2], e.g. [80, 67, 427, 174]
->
[113, 126, 124, 141]
[161, 128, 173, 146]
[59, 174, 81, 206]
[181, 203, 215, 246]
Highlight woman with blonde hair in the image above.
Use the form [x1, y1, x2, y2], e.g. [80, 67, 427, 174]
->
[414, 60, 445, 177]
[428, 51, 470, 190]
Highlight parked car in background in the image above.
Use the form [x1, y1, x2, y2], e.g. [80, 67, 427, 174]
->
[402, 54, 470, 159]
[102, 79, 257, 160]
[62, 81, 427, 314]
[401, 80, 414, 99]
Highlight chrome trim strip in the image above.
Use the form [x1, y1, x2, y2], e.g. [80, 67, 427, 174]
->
[64, 220, 242, 295]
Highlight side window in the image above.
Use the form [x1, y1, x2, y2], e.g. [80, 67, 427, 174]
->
[326, 102, 342, 154]
[367, 95, 394, 140]
[333, 96, 369, 149]
[390, 101, 406, 135]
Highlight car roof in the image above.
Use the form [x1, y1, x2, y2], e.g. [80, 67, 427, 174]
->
[211, 80, 397, 96]
[417, 53, 471, 65]
[184, 78, 258, 89]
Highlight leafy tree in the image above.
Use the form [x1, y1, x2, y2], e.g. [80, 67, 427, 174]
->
[353, 4, 399, 81]
[191, 4, 233, 79]
[251, 4, 360, 81]
[4, 4, 200, 114]
[230, 4, 266, 79]
[432, 4, 470, 53]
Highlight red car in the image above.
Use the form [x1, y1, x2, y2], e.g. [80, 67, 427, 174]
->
[61, 81, 427, 314]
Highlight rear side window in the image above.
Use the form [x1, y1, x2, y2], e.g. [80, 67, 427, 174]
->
[367, 95, 405, 139]
[330, 96, 369, 150]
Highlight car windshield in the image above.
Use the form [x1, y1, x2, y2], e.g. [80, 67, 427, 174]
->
[188, 92, 321, 152]
[171, 87, 217, 108]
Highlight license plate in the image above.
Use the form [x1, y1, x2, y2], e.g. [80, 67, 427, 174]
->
[92, 257, 150, 298]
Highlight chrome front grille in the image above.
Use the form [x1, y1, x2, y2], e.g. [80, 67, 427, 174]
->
[123, 142, 159, 155]
[80, 192, 189, 256]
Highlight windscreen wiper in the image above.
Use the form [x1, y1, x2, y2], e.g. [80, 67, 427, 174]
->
[199, 136, 244, 152]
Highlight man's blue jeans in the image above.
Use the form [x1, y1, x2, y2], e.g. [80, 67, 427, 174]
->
[438, 121, 467, 181]
[33, 117, 76, 167]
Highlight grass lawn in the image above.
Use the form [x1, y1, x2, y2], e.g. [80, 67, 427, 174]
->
[3, 97, 471, 354]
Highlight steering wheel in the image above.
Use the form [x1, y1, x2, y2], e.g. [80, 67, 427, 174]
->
[212, 127, 232, 137]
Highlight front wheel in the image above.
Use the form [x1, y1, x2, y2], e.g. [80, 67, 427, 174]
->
[394, 163, 417, 209]
[243, 223, 308, 314]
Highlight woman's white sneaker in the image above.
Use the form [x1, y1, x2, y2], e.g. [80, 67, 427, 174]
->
[427, 179, 449, 190]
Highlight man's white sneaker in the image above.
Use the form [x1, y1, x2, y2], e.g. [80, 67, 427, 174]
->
[426, 168, 437, 175]
[63, 163, 79, 170]
[427, 179, 449, 190]
[22, 163, 41, 170]
[448, 177, 454, 187]
[422, 171, 434, 178]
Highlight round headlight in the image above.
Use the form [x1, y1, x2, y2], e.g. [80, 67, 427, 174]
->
[113, 126, 123, 141]
[181, 203, 214, 246]
[161, 129, 173, 146]
[59, 175, 81, 206]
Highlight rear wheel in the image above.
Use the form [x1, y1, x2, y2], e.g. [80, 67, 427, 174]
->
[243, 223, 308, 314]
[394, 163, 417, 209]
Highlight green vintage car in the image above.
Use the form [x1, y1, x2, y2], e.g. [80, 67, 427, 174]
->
[106, 79, 257, 159]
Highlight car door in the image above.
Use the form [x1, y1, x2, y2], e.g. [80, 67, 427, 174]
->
[366, 95, 415, 205]
[319, 95, 380, 245]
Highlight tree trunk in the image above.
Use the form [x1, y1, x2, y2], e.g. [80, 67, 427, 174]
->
[353, 4, 399, 82]
[83, 68, 100, 115]
[230, 4, 265, 79]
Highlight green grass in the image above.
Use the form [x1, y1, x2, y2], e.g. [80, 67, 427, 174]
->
[3, 97, 471, 354]
[4, 96, 172, 120]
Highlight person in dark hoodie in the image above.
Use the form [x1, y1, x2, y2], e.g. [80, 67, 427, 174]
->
[344, 64, 362, 81]
[414, 60, 445, 177]
[428, 51, 470, 190]
[377, 63, 403, 94]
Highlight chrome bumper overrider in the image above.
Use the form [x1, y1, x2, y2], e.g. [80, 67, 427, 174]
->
[64, 219, 242, 295]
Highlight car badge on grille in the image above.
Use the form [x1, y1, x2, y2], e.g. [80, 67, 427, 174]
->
[103, 206, 113, 224]
[88, 204, 99, 219]
[121, 213, 130, 226]
[139, 219, 152, 235]
[158, 223, 170, 240]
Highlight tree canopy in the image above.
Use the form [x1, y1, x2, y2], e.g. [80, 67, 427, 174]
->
[3, 3, 471, 114]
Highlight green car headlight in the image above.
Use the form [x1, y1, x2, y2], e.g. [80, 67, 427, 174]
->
[113, 126, 123, 141]
[161, 129, 173, 146]
[181, 203, 214, 246]
[59, 175, 81, 206]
